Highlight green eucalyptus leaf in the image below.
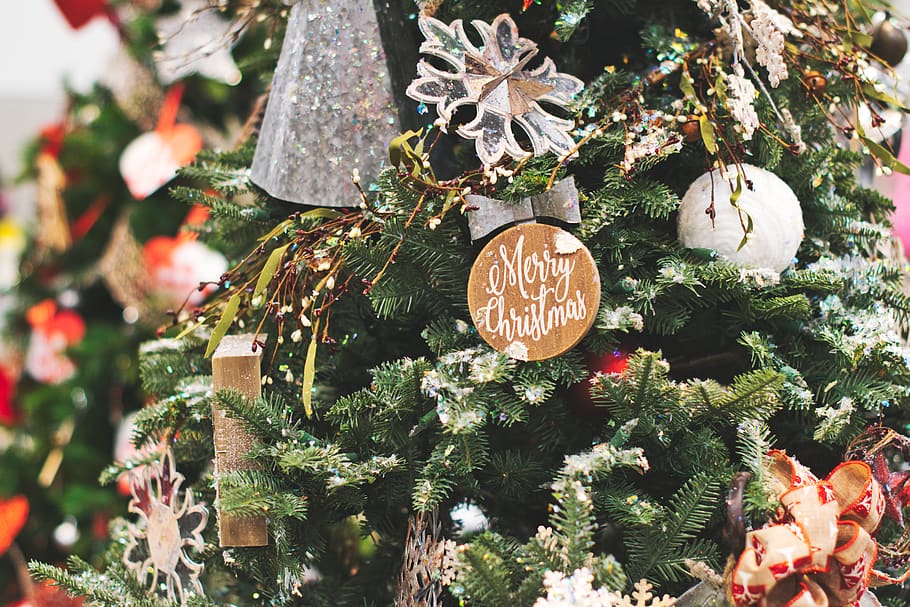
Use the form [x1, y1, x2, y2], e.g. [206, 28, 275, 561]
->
[254, 244, 290, 298]
[861, 135, 910, 176]
[205, 294, 241, 358]
[730, 174, 743, 205]
[389, 129, 423, 167]
[680, 71, 696, 99]
[301, 333, 318, 418]
[699, 115, 718, 154]
[861, 85, 910, 111]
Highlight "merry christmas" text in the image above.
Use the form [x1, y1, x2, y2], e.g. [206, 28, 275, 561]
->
[475, 234, 588, 343]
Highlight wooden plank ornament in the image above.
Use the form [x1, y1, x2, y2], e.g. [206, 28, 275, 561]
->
[467, 223, 600, 361]
[212, 334, 269, 547]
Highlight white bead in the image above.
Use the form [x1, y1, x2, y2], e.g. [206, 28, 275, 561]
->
[677, 164, 803, 272]
[54, 519, 79, 548]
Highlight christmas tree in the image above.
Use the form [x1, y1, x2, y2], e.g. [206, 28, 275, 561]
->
[24, 0, 910, 606]
[0, 0, 264, 602]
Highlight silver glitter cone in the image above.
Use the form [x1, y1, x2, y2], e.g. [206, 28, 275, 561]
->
[251, 0, 403, 206]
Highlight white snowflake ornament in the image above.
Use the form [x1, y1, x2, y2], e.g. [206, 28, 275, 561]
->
[124, 448, 208, 605]
[407, 13, 584, 166]
[533, 571, 676, 607]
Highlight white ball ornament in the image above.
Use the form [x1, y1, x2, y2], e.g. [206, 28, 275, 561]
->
[677, 164, 804, 272]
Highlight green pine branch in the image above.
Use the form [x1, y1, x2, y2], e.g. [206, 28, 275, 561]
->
[623, 472, 722, 584]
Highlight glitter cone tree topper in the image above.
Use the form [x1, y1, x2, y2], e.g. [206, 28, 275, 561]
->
[250, 0, 404, 206]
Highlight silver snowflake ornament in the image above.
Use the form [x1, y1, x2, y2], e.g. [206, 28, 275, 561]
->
[407, 13, 584, 166]
[123, 448, 208, 605]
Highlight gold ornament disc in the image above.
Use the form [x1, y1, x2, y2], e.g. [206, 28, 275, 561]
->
[467, 223, 601, 361]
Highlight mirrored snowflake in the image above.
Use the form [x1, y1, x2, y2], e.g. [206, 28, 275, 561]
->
[407, 13, 584, 166]
[123, 448, 208, 605]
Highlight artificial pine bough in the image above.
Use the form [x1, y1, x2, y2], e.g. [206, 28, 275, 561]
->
[26, 1, 910, 606]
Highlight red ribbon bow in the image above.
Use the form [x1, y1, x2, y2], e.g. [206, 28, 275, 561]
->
[731, 451, 889, 607]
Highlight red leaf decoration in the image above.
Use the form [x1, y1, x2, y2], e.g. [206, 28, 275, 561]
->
[0, 495, 29, 556]
[25, 300, 85, 345]
[51, 0, 108, 30]
[39, 124, 66, 159]
[0, 365, 18, 426]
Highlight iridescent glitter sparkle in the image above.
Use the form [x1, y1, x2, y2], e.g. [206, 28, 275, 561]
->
[250, 0, 401, 207]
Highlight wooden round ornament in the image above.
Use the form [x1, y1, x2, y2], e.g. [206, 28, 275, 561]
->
[467, 223, 601, 361]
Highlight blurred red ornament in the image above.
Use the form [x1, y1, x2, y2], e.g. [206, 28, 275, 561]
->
[39, 124, 66, 159]
[181, 205, 211, 239]
[92, 513, 111, 540]
[0, 365, 18, 426]
[0, 495, 28, 557]
[3, 581, 84, 607]
[26, 300, 86, 346]
[113, 412, 167, 497]
[52, 0, 108, 30]
[570, 349, 629, 415]
[24, 300, 86, 385]
[142, 235, 227, 308]
[119, 85, 203, 200]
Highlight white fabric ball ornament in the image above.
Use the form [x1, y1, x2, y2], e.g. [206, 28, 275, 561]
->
[677, 164, 804, 272]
